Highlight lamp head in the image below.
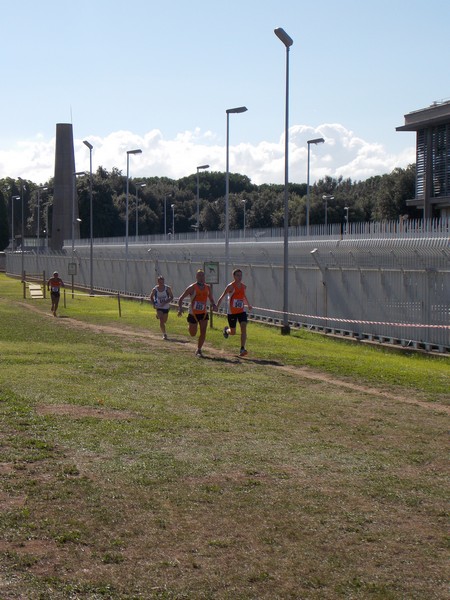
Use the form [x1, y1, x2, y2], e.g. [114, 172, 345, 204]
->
[307, 137, 325, 145]
[274, 27, 293, 48]
[127, 148, 142, 155]
[83, 140, 93, 150]
[226, 106, 248, 114]
[197, 164, 209, 170]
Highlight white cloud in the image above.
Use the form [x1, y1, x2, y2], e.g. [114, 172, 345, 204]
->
[0, 124, 415, 187]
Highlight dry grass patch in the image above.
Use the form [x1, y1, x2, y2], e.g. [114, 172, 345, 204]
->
[0, 280, 448, 599]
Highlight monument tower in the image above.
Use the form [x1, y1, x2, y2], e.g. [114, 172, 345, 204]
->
[51, 123, 80, 250]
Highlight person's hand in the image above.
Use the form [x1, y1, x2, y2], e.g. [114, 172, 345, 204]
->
[177, 308, 183, 317]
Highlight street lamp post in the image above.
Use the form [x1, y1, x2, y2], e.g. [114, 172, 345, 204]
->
[45, 200, 50, 248]
[135, 183, 146, 239]
[225, 106, 247, 280]
[322, 194, 334, 232]
[306, 137, 325, 237]
[241, 198, 247, 238]
[125, 148, 142, 292]
[83, 140, 94, 295]
[20, 182, 26, 279]
[344, 206, 349, 234]
[163, 193, 172, 238]
[274, 26, 293, 334]
[196, 164, 209, 240]
[11, 195, 20, 252]
[171, 203, 175, 237]
[36, 186, 48, 253]
[72, 172, 85, 296]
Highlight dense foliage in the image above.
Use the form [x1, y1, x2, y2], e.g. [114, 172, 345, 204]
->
[0, 164, 418, 250]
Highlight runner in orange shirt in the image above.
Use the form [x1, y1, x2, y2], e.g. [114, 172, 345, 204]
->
[217, 268, 252, 356]
[47, 271, 65, 317]
[177, 269, 217, 357]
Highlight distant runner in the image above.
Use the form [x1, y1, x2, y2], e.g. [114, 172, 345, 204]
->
[177, 269, 217, 358]
[150, 275, 174, 340]
[217, 268, 252, 357]
[47, 271, 65, 317]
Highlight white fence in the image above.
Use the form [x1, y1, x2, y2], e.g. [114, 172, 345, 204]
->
[6, 233, 450, 353]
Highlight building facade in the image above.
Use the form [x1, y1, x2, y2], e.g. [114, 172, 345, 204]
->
[397, 100, 450, 218]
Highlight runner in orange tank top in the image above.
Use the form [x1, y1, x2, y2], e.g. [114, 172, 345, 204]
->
[47, 271, 65, 317]
[177, 269, 217, 357]
[217, 268, 252, 356]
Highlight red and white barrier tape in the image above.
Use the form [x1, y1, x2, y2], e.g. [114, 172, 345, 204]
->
[251, 306, 450, 330]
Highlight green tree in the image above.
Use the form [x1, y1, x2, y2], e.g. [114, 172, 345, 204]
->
[372, 165, 416, 220]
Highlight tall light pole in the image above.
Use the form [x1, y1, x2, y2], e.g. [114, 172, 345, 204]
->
[241, 198, 247, 238]
[163, 192, 173, 238]
[344, 206, 349, 234]
[171, 203, 175, 236]
[45, 199, 50, 248]
[322, 194, 334, 232]
[196, 164, 209, 240]
[72, 171, 85, 256]
[83, 140, 94, 295]
[72, 172, 85, 296]
[306, 137, 324, 236]
[20, 182, 26, 278]
[125, 148, 142, 292]
[36, 186, 48, 252]
[274, 26, 293, 334]
[11, 195, 20, 252]
[135, 182, 146, 239]
[225, 106, 247, 280]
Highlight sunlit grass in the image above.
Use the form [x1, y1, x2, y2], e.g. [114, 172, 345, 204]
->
[0, 273, 448, 599]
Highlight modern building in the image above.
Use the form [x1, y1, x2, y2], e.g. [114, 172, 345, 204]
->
[397, 100, 450, 219]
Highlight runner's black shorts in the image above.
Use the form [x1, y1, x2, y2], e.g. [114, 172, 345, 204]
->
[227, 312, 248, 328]
[187, 312, 208, 324]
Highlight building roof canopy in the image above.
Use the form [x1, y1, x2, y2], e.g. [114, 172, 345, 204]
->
[396, 100, 450, 132]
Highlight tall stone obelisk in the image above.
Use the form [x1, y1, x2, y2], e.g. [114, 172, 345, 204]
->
[51, 123, 80, 250]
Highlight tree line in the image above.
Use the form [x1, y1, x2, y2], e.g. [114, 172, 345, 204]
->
[0, 164, 418, 250]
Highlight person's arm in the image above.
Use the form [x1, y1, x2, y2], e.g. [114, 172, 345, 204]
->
[149, 288, 156, 306]
[216, 284, 232, 308]
[208, 286, 217, 311]
[166, 286, 174, 302]
[243, 284, 252, 311]
[177, 285, 193, 314]
[60, 279, 65, 288]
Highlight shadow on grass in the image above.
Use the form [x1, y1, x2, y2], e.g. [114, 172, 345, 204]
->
[240, 357, 283, 366]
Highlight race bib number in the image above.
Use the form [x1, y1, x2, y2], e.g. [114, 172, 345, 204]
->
[233, 299, 244, 309]
[51, 286, 60, 293]
[193, 301, 205, 311]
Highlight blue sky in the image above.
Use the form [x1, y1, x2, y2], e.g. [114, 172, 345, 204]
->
[1, 0, 449, 186]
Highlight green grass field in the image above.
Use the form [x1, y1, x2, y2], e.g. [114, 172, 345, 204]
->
[0, 274, 448, 599]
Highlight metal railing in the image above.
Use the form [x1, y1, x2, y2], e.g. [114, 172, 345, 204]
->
[64, 217, 450, 247]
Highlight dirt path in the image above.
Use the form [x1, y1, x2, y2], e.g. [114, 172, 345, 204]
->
[23, 302, 450, 416]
